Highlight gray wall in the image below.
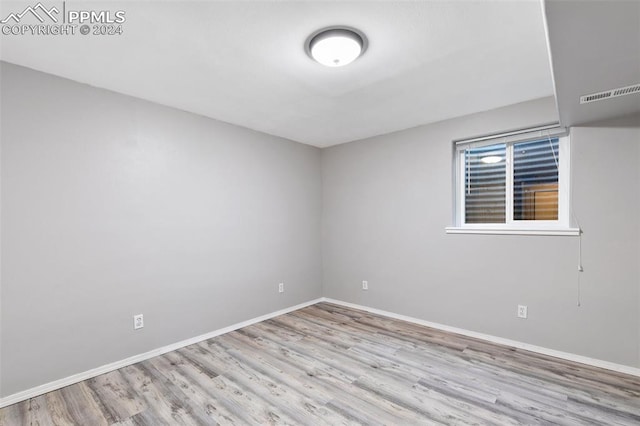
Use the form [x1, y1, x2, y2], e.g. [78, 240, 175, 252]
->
[2, 62, 639, 399]
[0, 62, 323, 397]
[322, 98, 640, 368]
[573, 114, 640, 368]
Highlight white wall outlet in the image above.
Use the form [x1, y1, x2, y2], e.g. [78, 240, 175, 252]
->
[517, 305, 528, 319]
[133, 314, 144, 330]
[362, 280, 368, 290]
[278, 282, 284, 293]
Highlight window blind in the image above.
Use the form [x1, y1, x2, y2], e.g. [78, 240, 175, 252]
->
[464, 143, 506, 223]
[457, 126, 565, 224]
[513, 138, 559, 221]
[454, 123, 567, 148]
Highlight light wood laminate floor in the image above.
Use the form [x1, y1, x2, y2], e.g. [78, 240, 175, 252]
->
[1, 302, 639, 425]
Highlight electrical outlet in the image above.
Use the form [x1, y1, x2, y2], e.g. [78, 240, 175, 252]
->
[133, 314, 144, 330]
[279, 282, 284, 293]
[517, 305, 528, 319]
[362, 280, 368, 290]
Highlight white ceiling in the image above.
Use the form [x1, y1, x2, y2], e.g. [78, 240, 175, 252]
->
[0, 1, 554, 147]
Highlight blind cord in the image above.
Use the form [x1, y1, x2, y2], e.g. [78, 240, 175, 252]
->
[546, 130, 559, 170]
[577, 230, 583, 306]
[573, 191, 583, 307]
[466, 150, 470, 195]
[570, 136, 583, 307]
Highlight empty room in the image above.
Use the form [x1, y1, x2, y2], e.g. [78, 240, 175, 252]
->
[1, 0, 639, 424]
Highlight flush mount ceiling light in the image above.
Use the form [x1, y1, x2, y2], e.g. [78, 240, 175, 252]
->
[306, 27, 367, 67]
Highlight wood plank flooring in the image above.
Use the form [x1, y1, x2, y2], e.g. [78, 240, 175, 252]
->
[1, 302, 639, 425]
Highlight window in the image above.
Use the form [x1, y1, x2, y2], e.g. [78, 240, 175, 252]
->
[448, 126, 578, 235]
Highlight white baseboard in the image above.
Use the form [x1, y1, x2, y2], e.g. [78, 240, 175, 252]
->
[321, 297, 640, 378]
[3, 296, 638, 408]
[0, 298, 323, 408]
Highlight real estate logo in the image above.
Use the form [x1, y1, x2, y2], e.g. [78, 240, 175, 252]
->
[1, 2, 126, 36]
[1, 2, 59, 23]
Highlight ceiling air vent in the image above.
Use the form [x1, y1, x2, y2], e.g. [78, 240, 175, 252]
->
[580, 83, 640, 104]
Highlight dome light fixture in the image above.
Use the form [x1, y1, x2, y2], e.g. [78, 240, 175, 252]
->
[306, 27, 367, 67]
[481, 155, 503, 164]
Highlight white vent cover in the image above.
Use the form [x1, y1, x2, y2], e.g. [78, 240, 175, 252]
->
[580, 83, 640, 104]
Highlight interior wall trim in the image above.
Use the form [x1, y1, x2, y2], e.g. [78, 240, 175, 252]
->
[2, 296, 638, 409]
[0, 297, 323, 408]
[323, 298, 640, 378]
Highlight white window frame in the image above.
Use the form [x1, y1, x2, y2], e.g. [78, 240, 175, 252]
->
[446, 125, 579, 236]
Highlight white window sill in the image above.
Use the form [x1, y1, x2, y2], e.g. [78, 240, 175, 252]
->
[445, 227, 581, 236]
